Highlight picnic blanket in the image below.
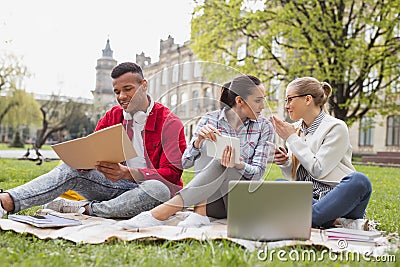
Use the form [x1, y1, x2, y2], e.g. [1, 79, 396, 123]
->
[0, 209, 397, 257]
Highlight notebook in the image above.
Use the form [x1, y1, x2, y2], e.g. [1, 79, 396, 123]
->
[227, 181, 313, 241]
[8, 214, 82, 228]
[206, 134, 240, 164]
[325, 227, 381, 242]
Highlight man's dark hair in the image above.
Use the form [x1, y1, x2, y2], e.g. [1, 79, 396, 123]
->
[111, 62, 144, 81]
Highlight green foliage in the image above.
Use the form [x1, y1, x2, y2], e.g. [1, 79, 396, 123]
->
[0, 53, 41, 126]
[0, 159, 398, 266]
[1, 89, 41, 126]
[191, 0, 400, 124]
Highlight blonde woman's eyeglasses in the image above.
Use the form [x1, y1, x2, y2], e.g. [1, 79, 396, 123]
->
[284, 94, 315, 104]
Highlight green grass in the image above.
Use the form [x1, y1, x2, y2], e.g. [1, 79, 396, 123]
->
[0, 143, 52, 150]
[0, 159, 398, 266]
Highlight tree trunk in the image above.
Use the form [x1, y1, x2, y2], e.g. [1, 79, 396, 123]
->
[0, 101, 19, 125]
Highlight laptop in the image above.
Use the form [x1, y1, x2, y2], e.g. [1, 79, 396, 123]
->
[227, 181, 313, 241]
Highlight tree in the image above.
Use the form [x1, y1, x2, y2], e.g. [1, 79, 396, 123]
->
[34, 95, 93, 154]
[191, 0, 400, 124]
[0, 53, 36, 125]
[2, 89, 41, 127]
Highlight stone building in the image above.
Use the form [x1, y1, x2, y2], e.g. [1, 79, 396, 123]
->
[136, 35, 222, 142]
[92, 39, 117, 122]
[92, 37, 400, 157]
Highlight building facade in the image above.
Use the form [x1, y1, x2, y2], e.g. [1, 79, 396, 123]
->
[93, 37, 400, 155]
[136, 35, 222, 142]
[92, 39, 118, 122]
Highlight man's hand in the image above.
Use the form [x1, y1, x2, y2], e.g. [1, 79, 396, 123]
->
[95, 161, 131, 182]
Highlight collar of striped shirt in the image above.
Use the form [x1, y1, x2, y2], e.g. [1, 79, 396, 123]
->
[300, 110, 326, 136]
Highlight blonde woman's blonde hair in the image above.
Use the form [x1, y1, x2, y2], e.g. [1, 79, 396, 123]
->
[287, 77, 332, 113]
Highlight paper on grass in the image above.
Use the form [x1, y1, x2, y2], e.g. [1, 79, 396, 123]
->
[206, 134, 241, 164]
[51, 124, 137, 169]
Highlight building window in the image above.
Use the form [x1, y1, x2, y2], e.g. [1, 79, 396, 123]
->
[387, 115, 400, 146]
[194, 62, 202, 78]
[155, 76, 160, 91]
[170, 93, 177, 110]
[359, 117, 374, 146]
[204, 87, 213, 110]
[172, 65, 179, 83]
[162, 68, 168, 85]
[363, 68, 378, 94]
[149, 80, 155, 96]
[160, 95, 168, 106]
[183, 62, 191, 81]
[180, 92, 188, 114]
[192, 90, 199, 111]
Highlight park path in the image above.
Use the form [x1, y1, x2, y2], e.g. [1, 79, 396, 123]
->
[0, 150, 59, 159]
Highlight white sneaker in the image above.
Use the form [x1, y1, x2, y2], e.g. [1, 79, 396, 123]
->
[177, 212, 211, 228]
[42, 197, 89, 214]
[116, 211, 165, 229]
[338, 218, 369, 231]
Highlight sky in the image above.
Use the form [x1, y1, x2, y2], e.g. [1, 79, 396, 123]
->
[0, 0, 194, 99]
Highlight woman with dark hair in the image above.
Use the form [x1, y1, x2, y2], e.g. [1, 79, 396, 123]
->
[272, 77, 372, 230]
[118, 75, 274, 228]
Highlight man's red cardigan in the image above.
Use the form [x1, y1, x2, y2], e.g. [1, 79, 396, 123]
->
[95, 103, 186, 196]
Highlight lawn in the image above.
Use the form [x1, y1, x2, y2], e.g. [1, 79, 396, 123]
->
[0, 159, 398, 266]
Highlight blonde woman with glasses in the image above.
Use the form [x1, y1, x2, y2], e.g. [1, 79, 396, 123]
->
[271, 77, 372, 230]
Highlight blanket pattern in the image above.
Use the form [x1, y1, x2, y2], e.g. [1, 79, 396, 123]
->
[0, 209, 396, 257]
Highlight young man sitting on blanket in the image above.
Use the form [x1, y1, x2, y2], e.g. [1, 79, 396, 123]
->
[0, 62, 186, 219]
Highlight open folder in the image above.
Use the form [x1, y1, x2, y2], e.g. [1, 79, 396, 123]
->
[51, 124, 137, 169]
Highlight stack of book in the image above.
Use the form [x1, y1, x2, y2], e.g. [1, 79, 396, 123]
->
[326, 228, 381, 244]
[8, 214, 82, 228]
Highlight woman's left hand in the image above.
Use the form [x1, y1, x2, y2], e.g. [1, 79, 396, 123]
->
[270, 115, 296, 140]
[221, 146, 244, 169]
